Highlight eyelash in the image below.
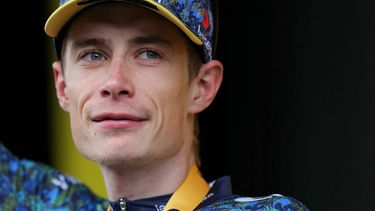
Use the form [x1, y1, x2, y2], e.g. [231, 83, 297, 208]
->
[136, 48, 163, 60]
[78, 50, 107, 62]
[76, 48, 164, 64]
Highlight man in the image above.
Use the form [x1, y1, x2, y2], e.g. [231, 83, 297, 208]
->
[0, 0, 309, 210]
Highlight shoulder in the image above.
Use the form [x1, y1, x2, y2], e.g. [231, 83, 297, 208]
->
[0, 143, 108, 210]
[198, 194, 309, 211]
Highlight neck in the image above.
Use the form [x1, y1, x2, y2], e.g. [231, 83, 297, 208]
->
[101, 154, 195, 201]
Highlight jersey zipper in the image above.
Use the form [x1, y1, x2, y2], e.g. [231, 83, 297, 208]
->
[119, 198, 127, 211]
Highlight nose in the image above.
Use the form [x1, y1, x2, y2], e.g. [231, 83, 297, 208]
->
[100, 59, 135, 99]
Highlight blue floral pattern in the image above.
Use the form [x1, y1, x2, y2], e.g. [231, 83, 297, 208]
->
[0, 143, 309, 210]
[198, 195, 309, 211]
[156, 0, 214, 61]
[0, 143, 108, 210]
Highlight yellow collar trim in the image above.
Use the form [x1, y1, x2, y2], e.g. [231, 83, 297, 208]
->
[163, 164, 209, 211]
[107, 164, 209, 211]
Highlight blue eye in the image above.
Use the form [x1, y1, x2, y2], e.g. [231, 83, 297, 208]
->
[138, 50, 161, 60]
[82, 51, 105, 62]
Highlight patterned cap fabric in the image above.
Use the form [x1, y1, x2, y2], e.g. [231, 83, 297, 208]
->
[44, 0, 215, 62]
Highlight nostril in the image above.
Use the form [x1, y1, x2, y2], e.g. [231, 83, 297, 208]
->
[100, 89, 130, 97]
[101, 90, 111, 96]
[119, 90, 128, 95]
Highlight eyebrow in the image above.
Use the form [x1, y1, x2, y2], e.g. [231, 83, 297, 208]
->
[70, 35, 173, 53]
[129, 35, 172, 47]
[71, 38, 111, 51]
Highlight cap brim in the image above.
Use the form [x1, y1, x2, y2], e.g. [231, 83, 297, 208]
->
[44, 0, 203, 45]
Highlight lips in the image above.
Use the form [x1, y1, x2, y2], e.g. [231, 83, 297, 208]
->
[91, 112, 147, 129]
[92, 113, 144, 122]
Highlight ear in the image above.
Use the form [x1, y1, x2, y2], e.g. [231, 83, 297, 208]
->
[188, 60, 223, 113]
[53, 61, 70, 112]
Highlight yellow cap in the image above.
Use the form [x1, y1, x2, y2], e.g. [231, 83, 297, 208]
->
[44, 0, 203, 46]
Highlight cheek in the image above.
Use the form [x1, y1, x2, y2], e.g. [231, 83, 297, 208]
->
[65, 84, 82, 112]
[155, 81, 189, 110]
[152, 70, 191, 104]
[65, 70, 99, 108]
[64, 79, 94, 135]
[66, 89, 84, 134]
[157, 83, 191, 128]
[66, 86, 92, 149]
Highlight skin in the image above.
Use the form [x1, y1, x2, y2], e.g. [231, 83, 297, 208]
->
[53, 3, 223, 201]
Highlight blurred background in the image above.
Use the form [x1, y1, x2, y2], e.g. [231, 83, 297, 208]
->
[2, 0, 375, 210]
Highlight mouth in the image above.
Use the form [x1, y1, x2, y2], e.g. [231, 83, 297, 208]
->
[91, 113, 147, 129]
[92, 113, 144, 122]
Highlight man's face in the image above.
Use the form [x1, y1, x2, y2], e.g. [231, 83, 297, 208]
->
[54, 3, 198, 168]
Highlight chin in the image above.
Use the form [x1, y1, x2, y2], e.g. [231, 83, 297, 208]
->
[92, 148, 150, 170]
[94, 153, 128, 169]
[76, 135, 149, 168]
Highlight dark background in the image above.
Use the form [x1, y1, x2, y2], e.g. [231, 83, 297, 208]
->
[2, 0, 375, 210]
